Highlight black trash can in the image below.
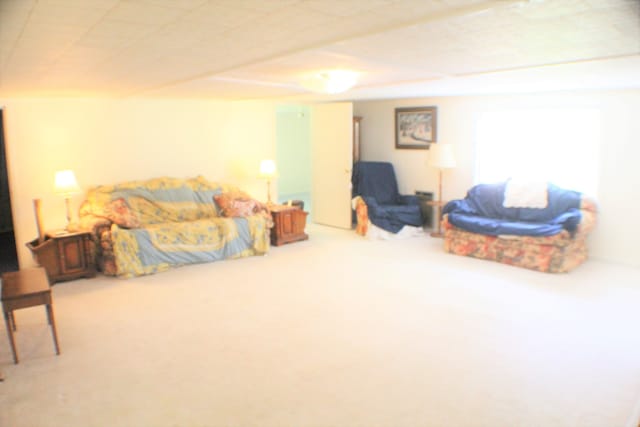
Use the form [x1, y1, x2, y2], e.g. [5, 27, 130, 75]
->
[415, 191, 434, 229]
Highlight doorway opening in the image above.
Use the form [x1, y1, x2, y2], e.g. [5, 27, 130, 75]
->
[275, 104, 312, 218]
[0, 109, 19, 273]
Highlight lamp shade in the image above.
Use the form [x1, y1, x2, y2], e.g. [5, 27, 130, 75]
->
[428, 143, 457, 169]
[259, 159, 277, 178]
[54, 170, 80, 196]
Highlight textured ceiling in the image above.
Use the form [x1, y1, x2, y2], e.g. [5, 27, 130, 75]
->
[0, 0, 639, 99]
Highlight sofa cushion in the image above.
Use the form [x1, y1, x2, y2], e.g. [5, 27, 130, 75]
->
[111, 216, 270, 278]
[446, 211, 581, 237]
[442, 217, 589, 273]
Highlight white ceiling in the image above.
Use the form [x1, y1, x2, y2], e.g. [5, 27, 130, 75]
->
[1, 0, 639, 100]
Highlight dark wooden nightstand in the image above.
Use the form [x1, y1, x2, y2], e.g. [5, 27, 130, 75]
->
[269, 205, 309, 246]
[26, 230, 96, 283]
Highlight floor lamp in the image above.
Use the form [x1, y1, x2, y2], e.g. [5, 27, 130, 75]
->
[427, 143, 456, 238]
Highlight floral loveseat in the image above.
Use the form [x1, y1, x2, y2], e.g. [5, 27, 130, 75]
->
[78, 176, 271, 278]
[441, 181, 597, 273]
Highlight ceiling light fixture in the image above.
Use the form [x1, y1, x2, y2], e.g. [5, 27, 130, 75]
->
[300, 70, 359, 94]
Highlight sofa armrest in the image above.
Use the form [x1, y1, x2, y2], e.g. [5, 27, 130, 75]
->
[443, 199, 477, 216]
[78, 214, 117, 275]
[576, 195, 597, 236]
[580, 195, 598, 213]
[93, 225, 117, 276]
[576, 208, 597, 235]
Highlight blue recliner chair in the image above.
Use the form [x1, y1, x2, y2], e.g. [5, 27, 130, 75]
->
[352, 161, 423, 233]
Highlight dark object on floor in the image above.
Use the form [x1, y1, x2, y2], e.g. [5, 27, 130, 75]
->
[0, 231, 18, 274]
[415, 191, 434, 228]
[2, 267, 61, 363]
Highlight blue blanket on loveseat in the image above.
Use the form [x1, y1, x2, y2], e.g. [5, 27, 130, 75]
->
[442, 182, 583, 237]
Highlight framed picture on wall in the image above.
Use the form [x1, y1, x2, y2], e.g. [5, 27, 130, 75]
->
[395, 106, 437, 149]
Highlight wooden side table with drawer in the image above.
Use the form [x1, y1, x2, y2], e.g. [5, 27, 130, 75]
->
[269, 205, 309, 246]
[26, 230, 96, 283]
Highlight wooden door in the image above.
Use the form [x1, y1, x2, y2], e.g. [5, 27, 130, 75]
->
[310, 103, 353, 229]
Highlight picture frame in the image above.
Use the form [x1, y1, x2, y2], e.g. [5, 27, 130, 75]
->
[395, 106, 437, 149]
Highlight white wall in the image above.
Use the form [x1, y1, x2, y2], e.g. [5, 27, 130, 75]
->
[0, 98, 276, 268]
[354, 89, 640, 268]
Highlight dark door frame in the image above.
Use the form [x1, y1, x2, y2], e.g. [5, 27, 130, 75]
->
[0, 107, 19, 272]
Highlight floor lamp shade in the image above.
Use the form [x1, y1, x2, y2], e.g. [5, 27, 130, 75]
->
[428, 143, 457, 169]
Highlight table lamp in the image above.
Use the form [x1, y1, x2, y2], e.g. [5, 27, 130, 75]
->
[259, 159, 277, 205]
[54, 169, 81, 229]
[427, 143, 456, 237]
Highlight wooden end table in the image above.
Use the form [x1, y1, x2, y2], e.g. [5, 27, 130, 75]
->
[1, 267, 60, 364]
[269, 205, 309, 246]
[26, 230, 95, 284]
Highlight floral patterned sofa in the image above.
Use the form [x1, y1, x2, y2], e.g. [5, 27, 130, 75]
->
[78, 176, 271, 278]
[441, 181, 597, 273]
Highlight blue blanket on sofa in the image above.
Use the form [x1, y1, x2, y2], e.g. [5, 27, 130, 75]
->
[442, 182, 583, 237]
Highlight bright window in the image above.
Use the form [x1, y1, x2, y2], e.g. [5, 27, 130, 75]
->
[475, 108, 601, 196]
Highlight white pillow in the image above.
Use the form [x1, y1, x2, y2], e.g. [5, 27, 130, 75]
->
[503, 179, 548, 208]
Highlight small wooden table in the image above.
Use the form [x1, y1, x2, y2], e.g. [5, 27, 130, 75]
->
[1, 267, 60, 364]
[269, 205, 309, 246]
[27, 230, 95, 284]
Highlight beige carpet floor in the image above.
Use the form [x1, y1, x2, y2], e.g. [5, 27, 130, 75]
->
[1, 224, 640, 427]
